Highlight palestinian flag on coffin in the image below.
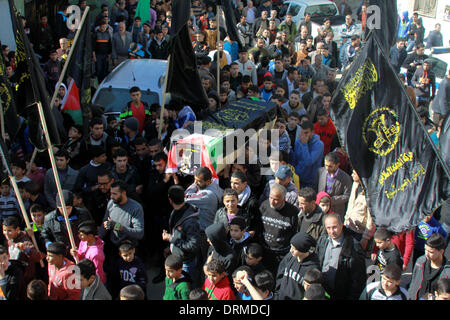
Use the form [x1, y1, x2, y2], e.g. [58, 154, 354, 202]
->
[61, 9, 92, 126]
[166, 133, 222, 182]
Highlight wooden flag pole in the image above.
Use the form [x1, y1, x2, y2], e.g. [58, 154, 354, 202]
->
[158, 54, 171, 140]
[26, 149, 38, 176]
[8, 175, 45, 268]
[36, 101, 78, 263]
[49, 6, 90, 111]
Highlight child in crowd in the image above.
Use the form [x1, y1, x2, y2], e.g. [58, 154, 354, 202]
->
[26, 279, 48, 300]
[229, 216, 253, 265]
[304, 283, 327, 300]
[412, 213, 447, 265]
[70, 220, 106, 283]
[0, 179, 20, 223]
[232, 265, 254, 300]
[372, 227, 403, 273]
[303, 268, 330, 299]
[189, 288, 208, 300]
[46, 241, 81, 300]
[119, 284, 145, 300]
[11, 159, 31, 183]
[2, 216, 42, 284]
[204, 223, 238, 277]
[203, 258, 235, 300]
[163, 254, 191, 300]
[111, 240, 147, 299]
[315, 192, 333, 214]
[0, 244, 25, 300]
[77, 259, 111, 300]
[236, 269, 275, 300]
[359, 264, 408, 300]
[244, 242, 267, 275]
[432, 278, 450, 300]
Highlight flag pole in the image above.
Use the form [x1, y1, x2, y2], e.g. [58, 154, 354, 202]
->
[216, 5, 221, 97]
[26, 149, 38, 176]
[158, 55, 171, 140]
[49, 6, 90, 111]
[36, 101, 79, 263]
[0, 100, 5, 140]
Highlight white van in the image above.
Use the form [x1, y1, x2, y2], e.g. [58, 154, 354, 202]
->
[91, 59, 168, 117]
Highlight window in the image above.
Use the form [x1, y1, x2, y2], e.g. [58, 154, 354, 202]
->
[287, 3, 301, 17]
[414, 0, 437, 18]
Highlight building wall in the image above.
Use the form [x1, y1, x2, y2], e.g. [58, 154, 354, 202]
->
[399, 0, 450, 46]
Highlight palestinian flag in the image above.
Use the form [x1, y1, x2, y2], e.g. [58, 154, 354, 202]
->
[166, 133, 221, 183]
[61, 8, 92, 127]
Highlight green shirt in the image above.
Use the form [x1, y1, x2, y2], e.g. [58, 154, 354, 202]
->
[163, 275, 191, 300]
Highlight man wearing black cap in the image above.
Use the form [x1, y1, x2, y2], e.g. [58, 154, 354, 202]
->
[43, 48, 62, 94]
[274, 231, 320, 300]
[41, 190, 92, 255]
[259, 165, 299, 207]
[148, 26, 168, 59]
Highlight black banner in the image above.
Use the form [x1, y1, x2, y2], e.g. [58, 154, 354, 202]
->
[330, 32, 447, 233]
[167, 0, 209, 111]
[365, 0, 398, 53]
[202, 98, 277, 132]
[9, 0, 61, 150]
[0, 50, 20, 140]
[219, 0, 243, 49]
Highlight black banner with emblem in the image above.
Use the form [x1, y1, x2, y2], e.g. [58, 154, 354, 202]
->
[330, 32, 448, 233]
[8, 0, 61, 150]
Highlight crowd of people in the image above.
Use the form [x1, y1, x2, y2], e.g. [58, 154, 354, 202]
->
[0, 0, 449, 301]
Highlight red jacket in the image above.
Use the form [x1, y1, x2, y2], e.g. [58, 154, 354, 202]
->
[48, 258, 81, 300]
[314, 118, 336, 155]
[203, 276, 235, 300]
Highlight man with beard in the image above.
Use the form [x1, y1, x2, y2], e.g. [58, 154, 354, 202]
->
[85, 172, 115, 226]
[98, 180, 144, 279]
[258, 184, 299, 276]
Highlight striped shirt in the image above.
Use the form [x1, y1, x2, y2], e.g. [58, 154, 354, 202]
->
[0, 195, 20, 221]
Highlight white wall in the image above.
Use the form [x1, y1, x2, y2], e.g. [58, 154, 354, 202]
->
[398, 0, 450, 47]
[0, 0, 16, 50]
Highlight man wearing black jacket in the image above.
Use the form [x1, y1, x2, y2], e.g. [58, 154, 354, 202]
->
[163, 185, 201, 288]
[402, 44, 428, 84]
[411, 59, 436, 108]
[275, 232, 320, 300]
[315, 213, 366, 300]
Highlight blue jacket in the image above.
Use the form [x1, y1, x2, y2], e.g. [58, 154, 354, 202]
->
[289, 134, 324, 187]
[414, 217, 448, 251]
[397, 12, 411, 39]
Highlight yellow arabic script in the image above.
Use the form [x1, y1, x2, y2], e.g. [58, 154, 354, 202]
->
[341, 57, 378, 110]
[378, 152, 414, 186]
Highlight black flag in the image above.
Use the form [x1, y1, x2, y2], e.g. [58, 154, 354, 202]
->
[0, 135, 13, 177]
[330, 32, 448, 233]
[9, 0, 61, 150]
[217, 0, 243, 49]
[365, 0, 398, 53]
[0, 48, 20, 140]
[167, 0, 209, 111]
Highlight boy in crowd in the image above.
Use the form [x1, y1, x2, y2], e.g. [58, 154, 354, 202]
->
[232, 265, 255, 300]
[77, 259, 111, 300]
[203, 258, 235, 300]
[0, 244, 25, 300]
[229, 216, 253, 266]
[111, 240, 147, 299]
[119, 284, 145, 300]
[316, 192, 333, 214]
[372, 227, 403, 273]
[236, 269, 275, 300]
[359, 264, 408, 300]
[46, 241, 81, 300]
[163, 254, 191, 300]
[244, 242, 267, 275]
[0, 179, 20, 224]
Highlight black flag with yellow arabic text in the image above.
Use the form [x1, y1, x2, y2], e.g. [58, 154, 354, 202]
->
[330, 32, 447, 233]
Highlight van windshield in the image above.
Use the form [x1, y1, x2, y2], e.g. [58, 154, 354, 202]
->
[94, 88, 160, 114]
[305, 4, 337, 18]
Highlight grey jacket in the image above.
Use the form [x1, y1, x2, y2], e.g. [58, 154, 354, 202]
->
[44, 167, 79, 209]
[81, 274, 112, 300]
[314, 167, 352, 218]
[111, 31, 133, 60]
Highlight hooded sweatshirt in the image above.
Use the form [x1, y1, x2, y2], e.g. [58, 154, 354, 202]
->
[205, 223, 239, 276]
[275, 252, 321, 300]
[76, 236, 106, 284]
[397, 12, 411, 39]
